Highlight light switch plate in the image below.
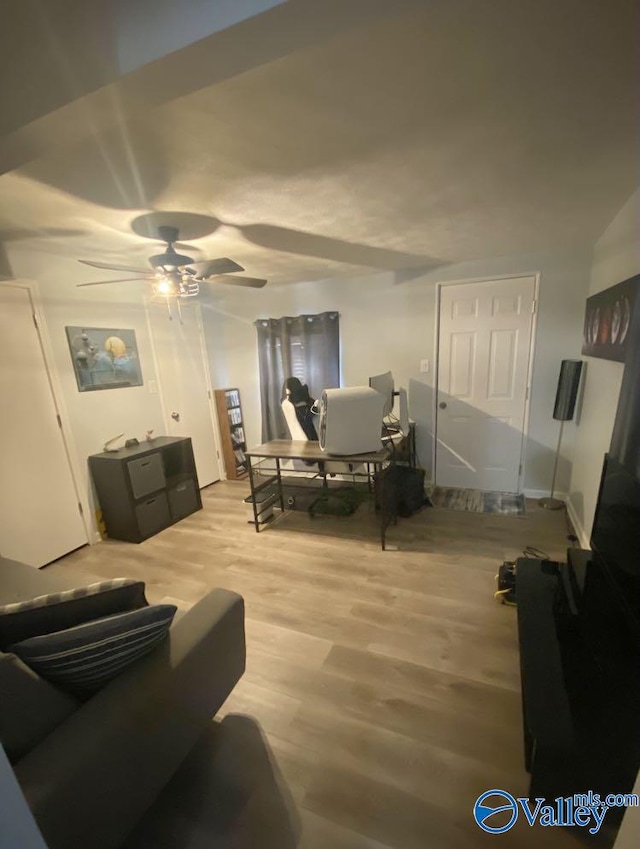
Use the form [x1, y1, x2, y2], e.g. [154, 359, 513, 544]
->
[419, 359, 430, 373]
[148, 379, 158, 394]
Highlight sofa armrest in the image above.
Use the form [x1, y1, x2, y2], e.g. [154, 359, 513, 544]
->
[14, 588, 245, 849]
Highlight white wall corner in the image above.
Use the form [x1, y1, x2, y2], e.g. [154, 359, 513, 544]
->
[522, 490, 589, 550]
[565, 495, 590, 550]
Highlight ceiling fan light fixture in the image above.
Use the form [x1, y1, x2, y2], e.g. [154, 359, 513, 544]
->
[77, 224, 266, 294]
[179, 275, 199, 297]
[153, 278, 177, 297]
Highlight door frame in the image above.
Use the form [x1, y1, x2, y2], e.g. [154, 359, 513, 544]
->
[144, 298, 224, 483]
[1, 279, 94, 545]
[433, 272, 541, 492]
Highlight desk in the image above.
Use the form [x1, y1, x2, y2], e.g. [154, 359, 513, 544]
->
[244, 440, 394, 549]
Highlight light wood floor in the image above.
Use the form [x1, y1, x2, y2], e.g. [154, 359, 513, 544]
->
[49, 481, 597, 849]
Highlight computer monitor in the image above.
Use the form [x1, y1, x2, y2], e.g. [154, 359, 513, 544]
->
[369, 371, 394, 417]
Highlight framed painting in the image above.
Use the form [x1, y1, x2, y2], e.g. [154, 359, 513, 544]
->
[582, 274, 639, 363]
[65, 327, 143, 391]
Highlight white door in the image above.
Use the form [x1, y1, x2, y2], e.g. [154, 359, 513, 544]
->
[147, 302, 221, 487]
[0, 285, 87, 567]
[436, 276, 536, 492]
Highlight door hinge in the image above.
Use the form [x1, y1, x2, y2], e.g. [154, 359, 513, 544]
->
[77, 501, 84, 516]
[56, 414, 62, 428]
[32, 313, 38, 329]
[525, 386, 529, 400]
[531, 299, 537, 314]
[519, 463, 523, 476]
[208, 390, 212, 400]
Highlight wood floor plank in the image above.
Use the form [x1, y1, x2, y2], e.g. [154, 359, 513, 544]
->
[221, 679, 303, 744]
[244, 618, 333, 670]
[321, 644, 523, 728]
[299, 810, 396, 849]
[241, 651, 525, 773]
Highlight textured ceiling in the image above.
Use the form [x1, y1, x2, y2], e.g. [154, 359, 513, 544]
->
[1, 0, 638, 289]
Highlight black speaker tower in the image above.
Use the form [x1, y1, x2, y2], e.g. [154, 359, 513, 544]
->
[539, 360, 583, 510]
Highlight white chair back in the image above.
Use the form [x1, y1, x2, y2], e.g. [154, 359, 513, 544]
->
[281, 398, 309, 441]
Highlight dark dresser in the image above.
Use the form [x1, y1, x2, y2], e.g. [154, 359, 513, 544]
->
[89, 437, 201, 543]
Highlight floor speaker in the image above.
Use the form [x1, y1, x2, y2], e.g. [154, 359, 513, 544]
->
[540, 360, 583, 510]
[553, 360, 583, 421]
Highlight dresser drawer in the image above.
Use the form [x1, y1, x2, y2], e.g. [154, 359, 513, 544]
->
[128, 453, 166, 499]
[135, 492, 171, 539]
[168, 478, 200, 520]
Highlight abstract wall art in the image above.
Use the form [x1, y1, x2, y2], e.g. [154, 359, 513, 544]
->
[65, 326, 143, 391]
[582, 274, 639, 363]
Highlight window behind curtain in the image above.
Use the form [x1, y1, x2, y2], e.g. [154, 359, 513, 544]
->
[254, 312, 340, 442]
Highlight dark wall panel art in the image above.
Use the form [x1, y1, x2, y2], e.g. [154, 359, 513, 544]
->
[582, 274, 639, 363]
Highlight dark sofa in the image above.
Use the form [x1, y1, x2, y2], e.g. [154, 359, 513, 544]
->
[0, 556, 246, 849]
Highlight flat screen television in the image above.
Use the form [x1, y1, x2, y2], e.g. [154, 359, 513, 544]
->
[590, 452, 640, 638]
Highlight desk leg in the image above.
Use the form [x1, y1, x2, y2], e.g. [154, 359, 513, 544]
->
[377, 462, 386, 551]
[247, 456, 260, 534]
[275, 457, 285, 512]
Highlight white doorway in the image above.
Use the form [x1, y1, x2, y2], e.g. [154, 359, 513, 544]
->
[435, 275, 537, 492]
[0, 285, 87, 567]
[146, 301, 221, 487]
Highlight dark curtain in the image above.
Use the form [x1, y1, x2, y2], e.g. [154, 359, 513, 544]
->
[254, 312, 340, 441]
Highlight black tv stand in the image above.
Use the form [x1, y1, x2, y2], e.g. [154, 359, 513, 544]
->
[516, 549, 640, 805]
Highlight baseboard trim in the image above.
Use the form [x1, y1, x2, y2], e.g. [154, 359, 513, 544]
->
[522, 489, 569, 501]
[565, 497, 590, 550]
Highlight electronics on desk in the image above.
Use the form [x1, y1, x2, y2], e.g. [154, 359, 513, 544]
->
[369, 371, 394, 417]
[370, 371, 410, 437]
[319, 386, 385, 455]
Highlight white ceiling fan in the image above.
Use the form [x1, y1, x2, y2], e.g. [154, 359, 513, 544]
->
[77, 225, 267, 298]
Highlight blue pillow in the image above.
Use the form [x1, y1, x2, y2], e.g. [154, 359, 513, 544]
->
[10, 605, 177, 696]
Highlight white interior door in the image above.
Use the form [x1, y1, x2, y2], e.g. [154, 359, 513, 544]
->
[147, 302, 221, 487]
[436, 276, 536, 492]
[0, 285, 87, 567]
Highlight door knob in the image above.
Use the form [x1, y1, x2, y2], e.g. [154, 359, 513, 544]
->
[439, 401, 447, 409]
[171, 411, 180, 421]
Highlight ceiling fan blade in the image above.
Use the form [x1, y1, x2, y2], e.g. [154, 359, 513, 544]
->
[191, 258, 244, 276]
[79, 259, 151, 274]
[1, 227, 89, 241]
[77, 277, 153, 287]
[209, 274, 267, 289]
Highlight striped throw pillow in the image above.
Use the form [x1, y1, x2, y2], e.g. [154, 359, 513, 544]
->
[0, 579, 147, 649]
[10, 605, 177, 696]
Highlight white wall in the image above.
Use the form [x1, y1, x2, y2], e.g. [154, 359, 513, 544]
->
[202, 246, 591, 492]
[567, 187, 640, 546]
[5, 250, 167, 536]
